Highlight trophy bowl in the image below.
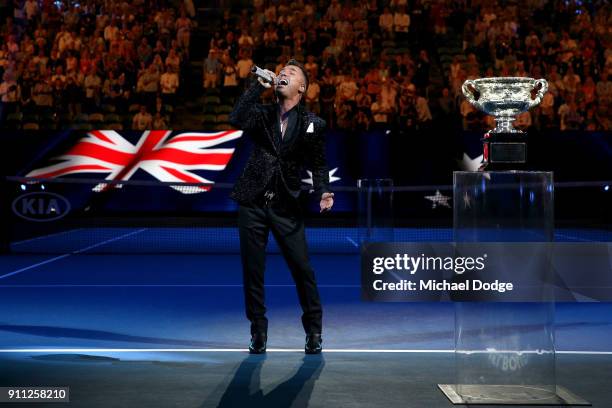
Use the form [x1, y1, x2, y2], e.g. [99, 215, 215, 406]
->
[462, 77, 548, 134]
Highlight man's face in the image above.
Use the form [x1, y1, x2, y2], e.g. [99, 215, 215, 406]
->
[275, 65, 306, 99]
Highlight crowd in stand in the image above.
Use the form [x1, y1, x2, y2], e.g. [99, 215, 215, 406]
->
[204, 0, 610, 132]
[0, 0, 610, 132]
[453, 1, 611, 132]
[0, 0, 195, 129]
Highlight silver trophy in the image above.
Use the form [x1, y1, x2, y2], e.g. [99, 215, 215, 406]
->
[462, 77, 548, 169]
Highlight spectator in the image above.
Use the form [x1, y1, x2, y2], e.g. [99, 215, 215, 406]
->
[160, 66, 179, 106]
[304, 54, 319, 79]
[539, 89, 555, 119]
[460, 95, 477, 130]
[305, 77, 320, 114]
[336, 100, 354, 129]
[0, 71, 20, 122]
[449, 55, 462, 83]
[104, 19, 120, 43]
[581, 76, 596, 105]
[114, 73, 131, 113]
[558, 98, 577, 131]
[32, 73, 53, 110]
[132, 105, 152, 130]
[595, 73, 611, 103]
[24, 0, 38, 22]
[319, 67, 336, 126]
[595, 104, 610, 130]
[548, 69, 564, 96]
[225, 31, 238, 60]
[415, 90, 432, 128]
[78, 48, 93, 76]
[152, 40, 167, 60]
[378, 7, 393, 40]
[413, 49, 430, 91]
[263, 24, 279, 48]
[203, 49, 221, 89]
[50, 66, 66, 86]
[222, 57, 238, 95]
[325, 0, 342, 22]
[393, 6, 410, 43]
[137, 65, 160, 108]
[380, 80, 397, 114]
[152, 95, 169, 118]
[583, 106, 599, 131]
[371, 93, 390, 125]
[165, 48, 181, 73]
[437, 87, 454, 114]
[83, 67, 101, 112]
[336, 70, 358, 105]
[559, 31, 578, 64]
[51, 76, 66, 112]
[563, 65, 581, 96]
[153, 112, 168, 129]
[514, 111, 532, 130]
[237, 29, 254, 49]
[563, 101, 584, 130]
[137, 38, 153, 66]
[364, 66, 382, 98]
[64, 75, 82, 116]
[176, 10, 192, 51]
[357, 35, 372, 65]
[355, 86, 372, 112]
[355, 108, 371, 131]
[236, 51, 254, 85]
[398, 87, 416, 123]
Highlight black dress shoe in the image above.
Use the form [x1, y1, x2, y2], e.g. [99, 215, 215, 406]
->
[305, 333, 322, 354]
[249, 332, 267, 354]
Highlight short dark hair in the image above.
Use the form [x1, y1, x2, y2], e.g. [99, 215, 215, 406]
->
[286, 58, 309, 91]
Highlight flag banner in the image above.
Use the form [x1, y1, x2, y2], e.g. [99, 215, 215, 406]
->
[2, 129, 610, 215]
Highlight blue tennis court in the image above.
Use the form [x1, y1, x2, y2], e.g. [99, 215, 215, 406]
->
[1, 227, 611, 353]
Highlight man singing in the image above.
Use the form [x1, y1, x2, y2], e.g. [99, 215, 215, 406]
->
[229, 59, 334, 354]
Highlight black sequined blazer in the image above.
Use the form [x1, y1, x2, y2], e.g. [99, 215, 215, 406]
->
[228, 80, 331, 206]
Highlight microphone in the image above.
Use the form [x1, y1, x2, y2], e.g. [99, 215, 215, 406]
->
[251, 65, 289, 86]
[251, 65, 274, 84]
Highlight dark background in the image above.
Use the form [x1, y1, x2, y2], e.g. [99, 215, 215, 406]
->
[2, 129, 610, 226]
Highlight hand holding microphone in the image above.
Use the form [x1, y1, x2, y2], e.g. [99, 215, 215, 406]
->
[251, 65, 288, 88]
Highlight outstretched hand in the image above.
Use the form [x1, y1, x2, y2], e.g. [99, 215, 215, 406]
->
[320, 192, 334, 213]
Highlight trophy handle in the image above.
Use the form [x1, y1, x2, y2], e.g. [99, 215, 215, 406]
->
[528, 79, 548, 109]
[462, 80, 483, 110]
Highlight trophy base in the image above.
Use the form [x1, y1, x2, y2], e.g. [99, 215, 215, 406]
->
[481, 132, 527, 171]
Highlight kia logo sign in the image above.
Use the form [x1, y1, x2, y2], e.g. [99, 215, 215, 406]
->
[12, 192, 71, 222]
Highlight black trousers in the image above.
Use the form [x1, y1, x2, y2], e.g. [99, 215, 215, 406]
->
[238, 199, 322, 336]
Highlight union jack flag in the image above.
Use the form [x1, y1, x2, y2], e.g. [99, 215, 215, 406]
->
[26, 130, 243, 194]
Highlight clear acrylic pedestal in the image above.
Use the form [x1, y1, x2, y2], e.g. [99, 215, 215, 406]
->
[357, 178, 394, 244]
[438, 171, 589, 405]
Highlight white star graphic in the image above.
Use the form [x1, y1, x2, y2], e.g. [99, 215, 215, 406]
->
[425, 190, 451, 209]
[302, 167, 341, 192]
[457, 152, 484, 172]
